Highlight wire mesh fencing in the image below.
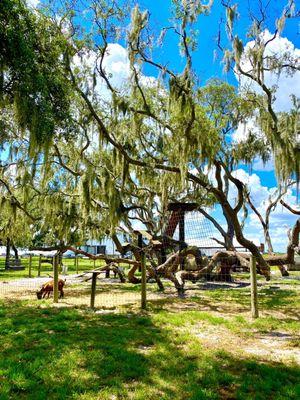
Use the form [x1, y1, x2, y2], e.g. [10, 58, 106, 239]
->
[0, 255, 169, 310]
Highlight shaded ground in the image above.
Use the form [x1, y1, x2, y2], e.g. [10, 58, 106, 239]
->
[0, 272, 299, 399]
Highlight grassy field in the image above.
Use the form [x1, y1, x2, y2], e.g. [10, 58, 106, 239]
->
[0, 270, 299, 400]
[0, 256, 112, 281]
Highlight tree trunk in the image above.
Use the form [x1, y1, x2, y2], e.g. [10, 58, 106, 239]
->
[263, 228, 288, 276]
[128, 263, 142, 284]
[12, 243, 19, 260]
[287, 218, 300, 263]
[225, 214, 235, 250]
[221, 201, 271, 279]
[264, 229, 274, 255]
[5, 237, 11, 270]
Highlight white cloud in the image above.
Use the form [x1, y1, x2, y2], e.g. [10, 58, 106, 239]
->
[232, 117, 267, 144]
[237, 29, 300, 112]
[101, 44, 131, 89]
[240, 173, 299, 252]
[26, 0, 39, 7]
[211, 168, 299, 252]
[73, 43, 158, 102]
[252, 157, 274, 172]
[230, 169, 270, 207]
[233, 30, 300, 172]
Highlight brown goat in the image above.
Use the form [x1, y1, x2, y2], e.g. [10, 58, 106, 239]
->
[36, 279, 65, 299]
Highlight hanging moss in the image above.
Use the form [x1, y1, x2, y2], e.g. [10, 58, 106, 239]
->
[0, 0, 72, 157]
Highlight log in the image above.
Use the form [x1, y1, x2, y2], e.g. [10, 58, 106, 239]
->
[80, 263, 126, 283]
[156, 252, 180, 274]
[128, 263, 141, 284]
[31, 245, 139, 266]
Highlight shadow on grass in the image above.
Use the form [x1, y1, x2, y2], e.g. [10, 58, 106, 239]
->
[0, 300, 299, 400]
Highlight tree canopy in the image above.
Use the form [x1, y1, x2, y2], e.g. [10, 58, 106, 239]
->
[0, 0, 299, 279]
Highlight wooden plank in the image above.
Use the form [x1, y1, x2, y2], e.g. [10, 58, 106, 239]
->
[167, 202, 198, 212]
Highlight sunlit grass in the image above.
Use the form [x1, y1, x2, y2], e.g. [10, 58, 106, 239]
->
[0, 258, 299, 399]
[1, 267, 300, 399]
[0, 297, 299, 400]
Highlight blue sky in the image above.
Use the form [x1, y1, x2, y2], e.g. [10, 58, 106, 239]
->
[24, 0, 300, 252]
[139, 0, 299, 81]
[134, 0, 300, 252]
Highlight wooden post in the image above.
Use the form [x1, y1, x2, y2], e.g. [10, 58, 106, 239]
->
[76, 256, 79, 274]
[28, 254, 32, 278]
[53, 255, 59, 303]
[90, 272, 98, 309]
[179, 210, 185, 270]
[38, 254, 41, 277]
[138, 233, 147, 310]
[59, 254, 62, 272]
[250, 256, 259, 318]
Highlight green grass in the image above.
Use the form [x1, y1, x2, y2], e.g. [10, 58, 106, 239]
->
[0, 256, 119, 281]
[0, 262, 299, 399]
[0, 294, 299, 400]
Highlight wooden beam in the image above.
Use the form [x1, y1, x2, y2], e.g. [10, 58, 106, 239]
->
[167, 202, 198, 212]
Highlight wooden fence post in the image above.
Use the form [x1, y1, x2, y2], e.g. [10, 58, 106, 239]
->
[53, 255, 59, 303]
[38, 254, 41, 277]
[28, 254, 32, 278]
[138, 233, 147, 310]
[90, 272, 98, 309]
[59, 254, 62, 272]
[250, 256, 259, 318]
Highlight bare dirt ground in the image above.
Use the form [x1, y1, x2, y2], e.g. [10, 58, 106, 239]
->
[194, 324, 300, 365]
[0, 274, 299, 307]
[0, 274, 266, 304]
[0, 274, 169, 307]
